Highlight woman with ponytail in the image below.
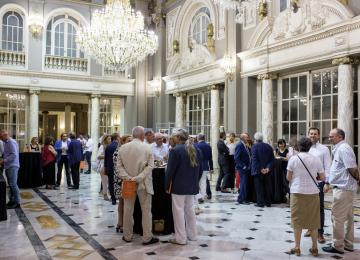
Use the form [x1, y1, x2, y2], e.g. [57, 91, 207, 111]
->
[165, 128, 202, 245]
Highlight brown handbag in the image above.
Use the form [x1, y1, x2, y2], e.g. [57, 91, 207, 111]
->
[122, 180, 137, 199]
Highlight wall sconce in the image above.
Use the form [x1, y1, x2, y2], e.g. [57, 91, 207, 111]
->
[113, 114, 120, 126]
[148, 78, 162, 98]
[207, 23, 215, 53]
[258, 0, 268, 20]
[28, 17, 43, 38]
[173, 40, 179, 54]
[220, 54, 236, 81]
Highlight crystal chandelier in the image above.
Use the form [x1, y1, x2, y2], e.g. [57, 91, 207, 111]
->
[76, 0, 158, 71]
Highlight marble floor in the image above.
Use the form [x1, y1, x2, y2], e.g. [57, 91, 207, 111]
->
[1, 173, 360, 260]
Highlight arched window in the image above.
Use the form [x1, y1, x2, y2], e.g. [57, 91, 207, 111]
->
[46, 14, 83, 58]
[189, 7, 211, 46]
[1, 11, 24, 52]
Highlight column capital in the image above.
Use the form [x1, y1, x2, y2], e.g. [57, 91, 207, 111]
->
[91, 93, 101, 99]
[173, 92, 186, 98]
[29, 88, 40, 95]
[257, 73, 277, 80]
[42, 110, 49, 115]
[208, 85, 223, 91]
[332, 56, 360, 65]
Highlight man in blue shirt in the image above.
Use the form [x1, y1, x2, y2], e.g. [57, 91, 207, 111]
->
[0, 130, 20, 209]
[105, 133, 121, 205]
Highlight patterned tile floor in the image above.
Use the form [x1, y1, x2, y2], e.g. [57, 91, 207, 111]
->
[0, 173, 359, 260]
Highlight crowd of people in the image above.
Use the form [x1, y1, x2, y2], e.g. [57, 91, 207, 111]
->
[0, 126, 359, 255]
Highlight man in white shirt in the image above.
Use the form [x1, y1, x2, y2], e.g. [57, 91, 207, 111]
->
[151, 133, 169, 162]
[304, 127, 331, 243]
[144, 129, 155, 145]
[84, 135, 94, 174]
[323, 128, 359, 254]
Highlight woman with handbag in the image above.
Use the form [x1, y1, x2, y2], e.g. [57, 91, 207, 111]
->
[287, 137, 325, 257]
[42, 136, 57, 190]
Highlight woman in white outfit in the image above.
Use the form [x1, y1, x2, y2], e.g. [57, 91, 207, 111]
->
[97, 134, 111, 200]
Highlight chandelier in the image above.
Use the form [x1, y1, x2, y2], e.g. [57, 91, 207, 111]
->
[76, 0, 158, 71]
[213, 0, 270, 23]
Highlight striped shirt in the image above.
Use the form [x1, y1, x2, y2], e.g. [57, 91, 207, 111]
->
[329, 140, 358, 191]
[309, 142, 331, 182]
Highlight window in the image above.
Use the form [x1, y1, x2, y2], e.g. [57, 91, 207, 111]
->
[99, 98, 122, 135]
[46, 15, 83, 58]
[0, 92, 26, 149]
[280, 0, 289, 12]
[189, 7, 211, 46]
[1, 11, 24, 52]
[280, 75, 308, 142]
[187, 89, 224, 142]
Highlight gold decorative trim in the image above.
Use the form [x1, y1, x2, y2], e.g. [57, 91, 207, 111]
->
[332, 56, 360, 65]
[257, 73, 277, 80]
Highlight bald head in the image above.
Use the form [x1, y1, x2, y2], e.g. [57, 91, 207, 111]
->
[240, 133, 250, 143]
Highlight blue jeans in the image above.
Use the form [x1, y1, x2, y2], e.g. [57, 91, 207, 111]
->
[5, 167, 20, 204]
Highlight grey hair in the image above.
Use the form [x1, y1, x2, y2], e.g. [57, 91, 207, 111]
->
[254, 132, 263, 141]
[172, 128, 198, 167]
[132, 126, 145, 138]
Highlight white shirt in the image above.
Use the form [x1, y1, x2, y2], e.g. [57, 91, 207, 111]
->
[84, 138, 93, 152]
[61, 141, 68, 155]
[287, 147, 299, 159]
[287, 152, 324, 194]
[151, 143, 169, 161]
[329, 140, 358, 191]
[226, 141, 237, 156]
[309, 142, 331, 182]
[0, 140, 4, 157]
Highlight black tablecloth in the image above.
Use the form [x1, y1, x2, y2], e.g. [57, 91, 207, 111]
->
[134, 167, 174, 235]
[271, 159, 288, 203]
[18, 152, 43, 188]
[245, 160, 288, 204]
[0, 174, 7, 221]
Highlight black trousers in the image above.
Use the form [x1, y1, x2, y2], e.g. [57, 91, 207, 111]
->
[70, 162, 80, 189]
[228, 155, 235, 189]
[254, 173, 272, 206]
[216, 162, 231, 189]
[107, 170, 115, 201]
[85, 151, 92, 172]
[318, 181, 325, 235]
[57, 155, 71, 186]
[206, 177, 212, 197]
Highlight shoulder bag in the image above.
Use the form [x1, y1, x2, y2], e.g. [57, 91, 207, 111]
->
[297, 155, 321, 192]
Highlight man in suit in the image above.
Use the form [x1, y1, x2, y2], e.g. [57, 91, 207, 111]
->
[196, 133, 213, 201]
[235, 133, 251, 204]
[68, 133, 83, 189]
[251, 132, 274, 207]
[117, 126, 159, 245]
[216, 132, 231, 192]
[54, 133, 72, 187]
[104, 133, 121, 205]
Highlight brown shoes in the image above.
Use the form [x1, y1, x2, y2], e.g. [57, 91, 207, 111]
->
[317, 234, 325, 244]
[290, 247, 301, 256]
[309, 248, 319, 257]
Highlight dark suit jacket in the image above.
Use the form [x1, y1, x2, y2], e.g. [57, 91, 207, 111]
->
[195, 141, 213, 171]
[104, 141, 118, 174]
[251, 141, 275, 176]
[234, 141, 251, 171]
[68, 139, 83, 166]
[217, 139, 230, 166]
[165, 144, 202, 195]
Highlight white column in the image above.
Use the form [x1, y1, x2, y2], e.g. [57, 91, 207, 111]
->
[259, 74, 274, 145]
[91, 94, 100, 161]
[211, 85, 220, 170]
[64, 103, 72, 133]
[332, 57, 358, 145]
[174, 93, 185, 128]
[28, 89, 40, 143]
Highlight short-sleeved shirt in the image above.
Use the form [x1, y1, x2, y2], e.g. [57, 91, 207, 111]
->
[329, 140, 358, 191]
[151, 143, 169, 161]
[287, 152, 324, 194]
